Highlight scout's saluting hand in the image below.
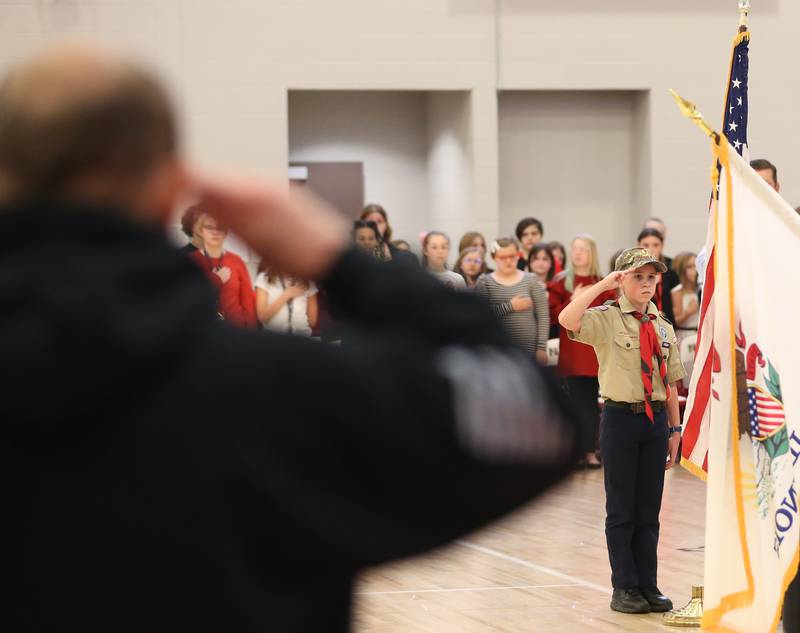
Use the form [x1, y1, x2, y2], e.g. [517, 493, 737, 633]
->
[557, 270, 627, 332]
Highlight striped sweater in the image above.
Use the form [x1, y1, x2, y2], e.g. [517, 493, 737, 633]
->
[475, 272, 550, 354]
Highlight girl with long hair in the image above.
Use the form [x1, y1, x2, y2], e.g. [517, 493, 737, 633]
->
[549, 241, 566, 272]
[637, 228, 678, 323]
[529, 243, 558, 339]
[670, 252, 700, 386]
[422, 231, 465, 289]
[255, 266, 318, 337]
[549, 234, 616, 468]
[458, 231, 490, 273]
[670, 252, 699, 341]
[528, 243, 556, 285]
[190, 213, 257, 329]
[352, 220, 386, 261]
[454, 247, 485, 289]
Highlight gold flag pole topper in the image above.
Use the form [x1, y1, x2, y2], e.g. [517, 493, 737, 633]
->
[669, 89, 720, 142]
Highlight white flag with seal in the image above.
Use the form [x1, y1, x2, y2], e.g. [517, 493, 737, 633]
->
[703, 136, 800, 632]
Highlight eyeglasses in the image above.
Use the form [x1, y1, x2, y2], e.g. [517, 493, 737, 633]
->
[463, 258, 483, 265]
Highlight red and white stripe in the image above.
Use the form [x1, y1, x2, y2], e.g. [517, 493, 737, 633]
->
[754, 393, 785, 435]
[681, 209, 717, 477]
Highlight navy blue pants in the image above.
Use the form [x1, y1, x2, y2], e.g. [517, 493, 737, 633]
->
[600, 405, 668, 589]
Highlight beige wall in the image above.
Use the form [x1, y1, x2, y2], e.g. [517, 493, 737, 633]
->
[499, 90, 644, 269]
[289, 90, 431, 245]
[0, 0, 797, 260]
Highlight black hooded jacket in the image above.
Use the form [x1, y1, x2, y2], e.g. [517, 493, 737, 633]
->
[1, 200, 577, 632]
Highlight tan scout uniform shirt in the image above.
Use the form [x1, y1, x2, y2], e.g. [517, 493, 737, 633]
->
[567, 295, 687, 403]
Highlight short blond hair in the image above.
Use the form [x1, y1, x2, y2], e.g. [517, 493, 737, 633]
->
[0, 44, 177, 200]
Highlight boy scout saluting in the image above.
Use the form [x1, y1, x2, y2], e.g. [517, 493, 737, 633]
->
[558, 247, 686, 615]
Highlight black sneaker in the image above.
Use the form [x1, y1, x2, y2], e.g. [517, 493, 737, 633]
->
[610, 588, 651, 614]
[641, 586, 673, 612]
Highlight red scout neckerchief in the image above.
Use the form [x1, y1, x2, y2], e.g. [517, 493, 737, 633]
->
[621, 300, 670, 423]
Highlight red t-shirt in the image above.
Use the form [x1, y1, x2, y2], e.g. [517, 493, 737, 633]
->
[548, 272, 617, 377]
[191, 250, 257, 329]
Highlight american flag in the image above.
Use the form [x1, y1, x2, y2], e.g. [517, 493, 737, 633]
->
[748, 387, 785, 439]
[681, 23, 750, 478]
[721, 35, 749, 159]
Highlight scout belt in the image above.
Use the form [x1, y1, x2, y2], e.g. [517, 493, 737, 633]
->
[604, 399, 666, 414]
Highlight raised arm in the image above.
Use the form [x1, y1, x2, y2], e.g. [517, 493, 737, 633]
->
[558, 271, 625, 332]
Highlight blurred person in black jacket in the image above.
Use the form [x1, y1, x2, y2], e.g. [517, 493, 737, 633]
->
[0, 43, 577, 633]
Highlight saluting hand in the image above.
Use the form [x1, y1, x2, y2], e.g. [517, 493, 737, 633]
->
[598, 270, 628, 292]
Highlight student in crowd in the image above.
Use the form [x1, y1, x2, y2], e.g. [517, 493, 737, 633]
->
[190, 213, 257, 328]
[529, 243, 558, 339]
[352, 220, 385, 261]
[459, 230, 491, 273]
[459, 231, 488, 257]
[255, 267, 318, 337]
[360, 203, 393, 260]
[750, 158, 780, 192]
[642, 217, 672, 269]
[558, 248, 685, 615]
[637, 228, 677, 324]
[549, 241, 566, 272]
[455, 247, 485, 289]
[550, 234, 616, 469]
[360, 204, 418, 266]
[528, 243, 556, 286]
[391, 239, 412, 252]
[670, 252, 700, 387]
[475, 238, 548, 365]
[698, 158, 782, 283]
[422, 231, 466, 289]
[515, 217, 544, 271]
[179, 203, 203, 253]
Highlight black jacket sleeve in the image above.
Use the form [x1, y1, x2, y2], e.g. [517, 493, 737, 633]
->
[208, 249, 578, 572]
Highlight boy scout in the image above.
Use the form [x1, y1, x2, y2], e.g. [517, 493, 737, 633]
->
[558, 247, 686, 615]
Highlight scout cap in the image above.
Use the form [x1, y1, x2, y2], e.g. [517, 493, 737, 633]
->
[614, 247, 668, 273]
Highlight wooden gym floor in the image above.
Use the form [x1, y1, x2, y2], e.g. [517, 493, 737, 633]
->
[354, 467, 706, 632]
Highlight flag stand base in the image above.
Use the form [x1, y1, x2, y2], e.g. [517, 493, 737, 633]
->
[663, 585, 703, 627]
